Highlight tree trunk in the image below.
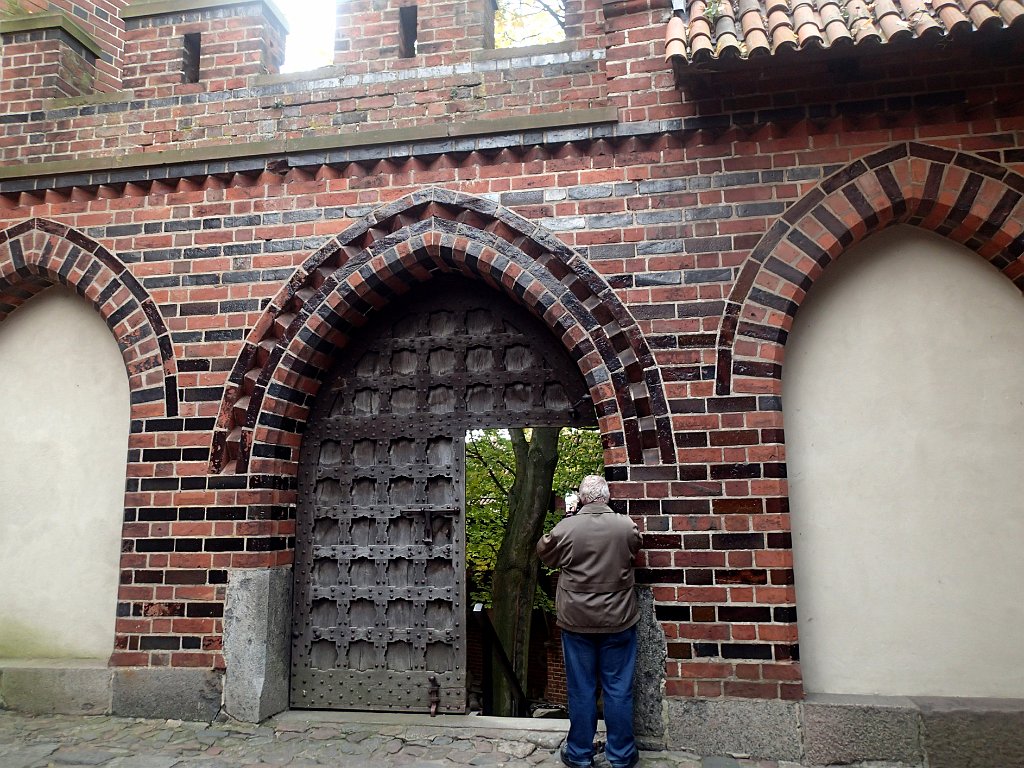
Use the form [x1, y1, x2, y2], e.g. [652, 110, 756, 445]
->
[489, 426, 560, 716]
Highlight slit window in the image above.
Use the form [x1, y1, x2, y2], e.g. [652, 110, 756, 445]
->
[183, 33, 201, 83]
[399, 5, 418, 58]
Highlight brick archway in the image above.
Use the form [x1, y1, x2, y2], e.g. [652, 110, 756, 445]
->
[0, 218, 178, 416]
[716, 143, 1024, 397]
[212, 187, 673, 477]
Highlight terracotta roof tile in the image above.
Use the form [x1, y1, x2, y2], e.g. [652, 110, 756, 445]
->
[666, 0, 1023, 64]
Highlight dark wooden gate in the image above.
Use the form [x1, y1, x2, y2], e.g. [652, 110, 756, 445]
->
[291, 277, 596, 712]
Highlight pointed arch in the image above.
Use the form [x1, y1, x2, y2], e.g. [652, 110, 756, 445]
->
[212, 187, 673, 477]
[716, 143, 1024, 396]
[0, 218, 178, 416]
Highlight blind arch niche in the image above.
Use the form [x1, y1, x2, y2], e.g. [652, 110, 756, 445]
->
[784, 225, 1024, 698]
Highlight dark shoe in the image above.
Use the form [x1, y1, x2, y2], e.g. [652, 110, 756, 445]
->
[559, 744, 593, 768]
[608, 750, 639, 768]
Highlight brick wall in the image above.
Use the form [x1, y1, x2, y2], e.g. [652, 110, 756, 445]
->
[0, 0, 1023, 701]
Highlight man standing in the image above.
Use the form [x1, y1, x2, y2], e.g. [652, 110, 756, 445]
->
[536, 475, 642, 768]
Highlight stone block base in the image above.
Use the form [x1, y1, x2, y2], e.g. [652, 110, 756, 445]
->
[663, 693, 1024, 766]
[112, 667, 222, 721]
[0, 660, 112, 715]
[664, 697, 802, 762]
[0, 661, 224, 722]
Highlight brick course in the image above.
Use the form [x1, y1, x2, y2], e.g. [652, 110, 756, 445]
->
[0, 0, 1022, 701]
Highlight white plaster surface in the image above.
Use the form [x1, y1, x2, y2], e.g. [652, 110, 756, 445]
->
[0, 287, 130, 659]
[784, 225, 1024, 698]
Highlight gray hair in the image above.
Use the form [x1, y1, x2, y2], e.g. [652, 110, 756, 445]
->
[578, 475, 610, 505]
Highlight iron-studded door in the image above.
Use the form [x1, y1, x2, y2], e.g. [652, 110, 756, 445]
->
[292, 278, 595, 712]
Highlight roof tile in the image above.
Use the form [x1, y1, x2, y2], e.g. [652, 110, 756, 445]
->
[667, 0, 1023, 66]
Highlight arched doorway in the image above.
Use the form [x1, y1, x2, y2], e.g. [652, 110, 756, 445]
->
[290, 276, 596, 712]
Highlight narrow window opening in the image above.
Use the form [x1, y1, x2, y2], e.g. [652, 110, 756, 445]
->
[183, 33, 201, 83]
[399, 5, 418, 58]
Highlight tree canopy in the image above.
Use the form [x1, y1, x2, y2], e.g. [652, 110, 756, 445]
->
[465, 427, 603, 609]
[494, 0, 566, 48]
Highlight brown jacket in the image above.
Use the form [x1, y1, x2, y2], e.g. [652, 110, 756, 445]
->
[536, 501, 642, 633]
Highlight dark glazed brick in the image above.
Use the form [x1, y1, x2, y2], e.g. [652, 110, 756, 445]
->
[722, 643, 774, 660]
[782, 187, 825, 224]
[765, 256, 812, 292]
[139, 636, 181, 651]
[186, 603, 224, 618]
[707, 396, 756, 413]
[775, 645, 800, 661]
[712, 533, 764, 550]
[642, 533, 683, 548]
[683, 534, 711, 549]
[655, 605, 691, 621]
[164, 570, 208, 585]
[713, 499, 762, 514]
[710, 463, 761, 480]
[719, 606, 772, 622]
[692, 606, 716, 622]
[204, 538, 245, 552]
[686, 569, 714, 585]
[821, 160, 868, 194]
[865, 143, 908, 169]
[717, 569, 768, 585]
[134, 538, 175, 553]
[667, 643, 693, 659]
[773, 606, 798, 622]
[954, 151, 1007, 179]
[662, 499, 711, 514]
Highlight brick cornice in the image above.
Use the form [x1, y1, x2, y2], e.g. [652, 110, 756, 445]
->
[0, 107, 620, 184]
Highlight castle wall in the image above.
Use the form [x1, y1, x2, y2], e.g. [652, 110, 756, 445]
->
[0, 0, 1023, 754]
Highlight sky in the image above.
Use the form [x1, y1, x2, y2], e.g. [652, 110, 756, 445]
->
[275, 0, 565, 71]
[279, 0, 337, 73]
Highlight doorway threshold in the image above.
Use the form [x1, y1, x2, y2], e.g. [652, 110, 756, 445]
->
[276, 708, 573, 733]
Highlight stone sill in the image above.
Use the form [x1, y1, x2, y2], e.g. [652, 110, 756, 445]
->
[256, 43, 603, 86]
[122, 0, 289, 32]
[472, 39, 577, 61]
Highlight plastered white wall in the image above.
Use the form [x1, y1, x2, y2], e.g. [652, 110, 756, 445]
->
[784, 225, 1024, 697]
[0, 287, 130, 659]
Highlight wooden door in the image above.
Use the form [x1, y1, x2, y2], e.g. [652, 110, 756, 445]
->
[291, 278, 595, 712]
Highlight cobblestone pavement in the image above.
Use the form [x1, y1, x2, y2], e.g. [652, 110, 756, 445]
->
[0, 709, 802, 768]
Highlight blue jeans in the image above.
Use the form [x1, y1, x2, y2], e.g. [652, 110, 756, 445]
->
[561, 626, 638, 768]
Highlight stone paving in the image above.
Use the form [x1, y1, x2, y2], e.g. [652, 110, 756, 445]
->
[0, 709, 805, 768]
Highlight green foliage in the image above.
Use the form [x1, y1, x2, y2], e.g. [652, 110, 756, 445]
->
[702, 0, 723, 22]
[465, 427, 603, 608]
[494, 0, 566, 48]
